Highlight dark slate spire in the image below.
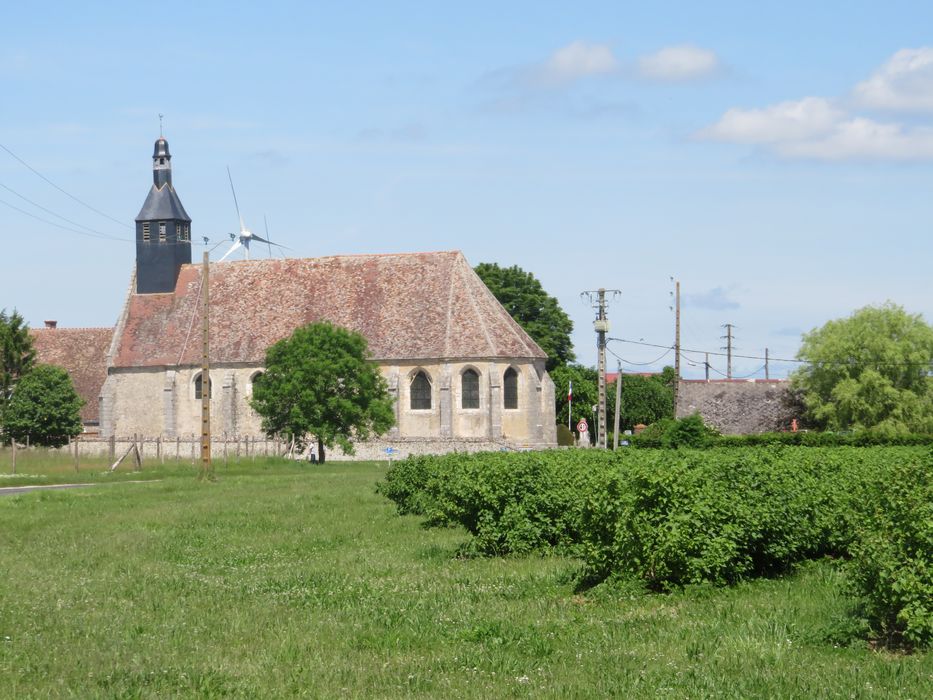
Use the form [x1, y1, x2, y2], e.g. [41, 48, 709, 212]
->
[135, 136, 192, 294]
[153, 137, 172, 188]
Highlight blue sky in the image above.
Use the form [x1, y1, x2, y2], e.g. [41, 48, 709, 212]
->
[2, 1, 932, 377]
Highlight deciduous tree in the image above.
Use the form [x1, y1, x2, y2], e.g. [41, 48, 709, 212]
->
[474, 263, 575, 370]
[791, 303, 933, 433]
[250, 322, 395, 462]
[2, 364, 83, 447]
[0, 308, 35, 406]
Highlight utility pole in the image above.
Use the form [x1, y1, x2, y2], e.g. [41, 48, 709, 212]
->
[613, 361, 622, 449]
[765, 348, 770, 380]
[200, 251, 213, 480]
[705, 352, 710, 382]
[581, 288, 620, 449]
[674, 280, 681, 407]
[721, 324, 735, 380]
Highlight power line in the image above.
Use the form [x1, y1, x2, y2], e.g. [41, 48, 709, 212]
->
[606, 344, 673, 367]
[610, 337, 933, 368]
[0, 141, 131, 229]
[0, 195, 131, 242]
[0, 181, 127, 241]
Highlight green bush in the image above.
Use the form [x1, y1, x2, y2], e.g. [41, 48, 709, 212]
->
[635, 427, 933, 449]
[630, 414, 719, 449]
[380, 446, 932, 647]
[847, 451, 933, 647]
[556, 424, 575, 446]
[578, 447, 892, 589]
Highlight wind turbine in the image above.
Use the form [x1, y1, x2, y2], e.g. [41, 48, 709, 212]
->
[218, 167, 286, 261]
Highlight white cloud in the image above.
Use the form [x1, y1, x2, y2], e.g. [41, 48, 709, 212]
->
[700, 50, 933, 161]
[775, 118, 933, 161]
[853, 47, 933, 112]
[538, 41, 619, 84]
[700, 97, 844, 144]
[636, 45, 721, 82]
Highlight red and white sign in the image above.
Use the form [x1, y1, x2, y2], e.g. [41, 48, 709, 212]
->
[576, 419, 588, 433]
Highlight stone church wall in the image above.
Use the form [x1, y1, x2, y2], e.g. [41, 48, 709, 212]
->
[103, 358, 557, 450]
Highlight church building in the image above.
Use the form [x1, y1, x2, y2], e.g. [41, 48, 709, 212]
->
[96, 137, 557, 454]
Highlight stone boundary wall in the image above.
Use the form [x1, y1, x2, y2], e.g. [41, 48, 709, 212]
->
[676, 380, 797, 435]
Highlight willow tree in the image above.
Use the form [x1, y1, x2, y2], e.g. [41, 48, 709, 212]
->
[791, 303, 933, 433]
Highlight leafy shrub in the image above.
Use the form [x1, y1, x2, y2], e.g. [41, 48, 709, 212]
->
[578, 447, 893, 589]
[556, 424, 575, 446]
[630, 414, 719, 449]
[846, 451, 933, 647]
[637, 428, 933, 449]
[380, 445, 932, 648]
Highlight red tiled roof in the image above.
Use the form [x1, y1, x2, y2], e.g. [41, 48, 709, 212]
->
[114, 251, 547, 367]
[30, 327, 113, 423]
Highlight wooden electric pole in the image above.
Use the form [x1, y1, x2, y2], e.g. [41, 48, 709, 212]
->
[200, 251, 213, 480]
[765, 347, 770, 380]
[613, 361, 622, 449]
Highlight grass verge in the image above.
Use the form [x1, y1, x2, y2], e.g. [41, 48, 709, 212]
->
[1, 460, 930, 698]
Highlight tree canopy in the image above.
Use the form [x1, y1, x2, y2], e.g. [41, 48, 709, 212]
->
[1, 308, 35, 406]
[2, 364, 83, 447]
[791, 303, 933, 434]
[250, 322, 395, 462]
[474, 263, 575, 370]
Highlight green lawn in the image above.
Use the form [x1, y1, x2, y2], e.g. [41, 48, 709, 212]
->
[1, 459, 930, 698]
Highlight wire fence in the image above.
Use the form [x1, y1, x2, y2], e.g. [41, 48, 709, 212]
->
[0, 434, 293, 475]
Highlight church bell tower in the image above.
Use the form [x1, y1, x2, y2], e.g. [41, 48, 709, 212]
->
[135, 136, 192, 293]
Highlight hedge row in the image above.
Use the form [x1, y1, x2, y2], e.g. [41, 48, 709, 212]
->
[629, 417, 933, 449]
[379, 446, 933, 647]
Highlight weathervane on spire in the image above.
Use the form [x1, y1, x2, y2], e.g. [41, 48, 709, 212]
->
[159, 113, 164, 137]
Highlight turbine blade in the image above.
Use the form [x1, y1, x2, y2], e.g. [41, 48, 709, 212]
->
[264, 214, 272, 257]
[218, 240, 242, 262]
[227, 166, 244, 232]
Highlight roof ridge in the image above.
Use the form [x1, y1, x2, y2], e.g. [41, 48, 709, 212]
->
[32, 326, 113, 332]
[459, 255, 497, 356]
[185, 250, 463, 269]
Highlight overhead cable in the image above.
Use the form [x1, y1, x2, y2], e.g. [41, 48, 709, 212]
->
[0, 141, 132, 229]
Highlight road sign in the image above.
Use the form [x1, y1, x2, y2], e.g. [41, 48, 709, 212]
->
[576, 418, 588, 433]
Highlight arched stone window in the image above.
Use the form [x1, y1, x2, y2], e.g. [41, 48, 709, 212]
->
[249, 371, 264, 395]
[503, 367, 518, 409]
[461, 369, 480, 409]
[194, 372, 211, 400]
[410, 371, 432, 410]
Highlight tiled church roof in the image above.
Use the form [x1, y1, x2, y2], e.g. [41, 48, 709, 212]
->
[31, 327, 113, 423]
[114, 251, 547, 367]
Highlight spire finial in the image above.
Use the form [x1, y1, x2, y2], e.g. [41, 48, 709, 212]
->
[159, 113, 164, 137]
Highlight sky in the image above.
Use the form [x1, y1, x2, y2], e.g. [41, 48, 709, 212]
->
[2, 1, 932, 379]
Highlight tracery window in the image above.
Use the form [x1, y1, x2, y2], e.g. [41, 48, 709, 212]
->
[410, 371, 432, 410]
[503, 367, 518, 409]
[194, 372, 211, 400]
[461, 369, 480, 409]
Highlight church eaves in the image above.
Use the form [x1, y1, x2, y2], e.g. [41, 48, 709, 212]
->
[113, 250, 547, 368]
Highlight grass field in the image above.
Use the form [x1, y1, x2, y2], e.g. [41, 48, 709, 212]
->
[1, 458, 930, 698]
